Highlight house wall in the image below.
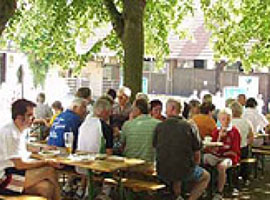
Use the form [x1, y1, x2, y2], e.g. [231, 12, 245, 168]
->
[143, 72, 166, 94]
[81, 61, 103, 98]
[172, 68, 216, 96]
[146, 68, 270, 111]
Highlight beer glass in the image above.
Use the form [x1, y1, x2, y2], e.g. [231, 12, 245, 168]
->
[64, 131, 74, 155]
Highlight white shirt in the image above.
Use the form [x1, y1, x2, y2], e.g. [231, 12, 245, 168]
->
[78, 115, 103, 153]
[0, 122, 29, 179]
[232, 118, 253, 147]
[77, 115, 103, 174]
[242, 108, 268, 132]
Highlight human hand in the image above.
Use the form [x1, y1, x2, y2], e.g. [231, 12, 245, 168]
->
[210, 147, 219, 154]
[43, 145, 58, 151]
[46, 160, 63, 169]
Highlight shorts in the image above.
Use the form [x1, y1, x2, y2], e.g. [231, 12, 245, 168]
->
[204, 154, 232, 167]
[0, 168, 26, 195]
[182, 165, 204, 183]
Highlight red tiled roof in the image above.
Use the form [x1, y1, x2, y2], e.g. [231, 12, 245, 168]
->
[168, 16, 213, 60]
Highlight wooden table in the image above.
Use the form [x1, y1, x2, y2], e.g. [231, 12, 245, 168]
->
[31, 152, 145, 200]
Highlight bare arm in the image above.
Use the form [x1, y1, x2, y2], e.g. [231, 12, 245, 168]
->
[106, 148, 113, 155]
[194, 150, 201, 165]
[11, 158, 60, 170]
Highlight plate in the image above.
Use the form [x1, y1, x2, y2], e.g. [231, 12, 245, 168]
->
[38, 150, 60, 156]
[203, 141, 223, 147]
[106, 156, 125, 162]
[95, 154, 107, 160]
[66, 154, 96, 162]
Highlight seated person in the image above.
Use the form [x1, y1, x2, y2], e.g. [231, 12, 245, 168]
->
[111, 86, 132, 129]
[48, 98, 87, 151]
[188, 99, 201, 119]
[153, 99, 210, 200]
[77, 97, 114, 198]
[204, 108, 241, 200]
[150, 99, 166, 121]
[0, 99, 61, 200]
[76, 87, 94, 115]
[243, 97, 269, 145]
[34, 92, 53, 120]
[230, 101, 253, 183]
[78, 97, 113, 155]
[48, 101, 64, 126]
[121, 99, 160, 162]
[32, 93, 53, 140]
[192, 102, 216, 139]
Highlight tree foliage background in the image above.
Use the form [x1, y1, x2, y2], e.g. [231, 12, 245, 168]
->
[1, 0, 270, 91]
[201, 0, 270, 70]
[0, 0, 194, 92]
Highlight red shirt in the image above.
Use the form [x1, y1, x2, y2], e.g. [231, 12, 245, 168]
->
[211, 126, 241, 165]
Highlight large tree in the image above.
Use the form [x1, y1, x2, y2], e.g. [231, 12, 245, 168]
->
[1, 0, 193, 96]
[0, 0, 16, 35]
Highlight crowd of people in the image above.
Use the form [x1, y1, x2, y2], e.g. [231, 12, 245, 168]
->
[0, 87, 269, 200]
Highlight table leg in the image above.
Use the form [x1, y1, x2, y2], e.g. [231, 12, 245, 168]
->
[116, 171, 124, 200]
[88, 170, 94, 200]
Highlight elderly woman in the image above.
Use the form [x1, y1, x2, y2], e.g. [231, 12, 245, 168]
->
[230, 101, 253, 183]
[204, 108, 241, 200]
[230, 101, 254, 150]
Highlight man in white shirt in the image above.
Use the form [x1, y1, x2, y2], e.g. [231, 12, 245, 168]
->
[243, 97, 268, 133]
[243, 98, 269, 146]
[77, 97, 114, 199]
[78, 97, 113, 160]
[0, 99, 61, 200]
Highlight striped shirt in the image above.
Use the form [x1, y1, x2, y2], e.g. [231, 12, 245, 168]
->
[121, 115, 160, 162]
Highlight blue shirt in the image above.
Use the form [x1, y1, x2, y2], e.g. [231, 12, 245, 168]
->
[48, 109, 82, 150]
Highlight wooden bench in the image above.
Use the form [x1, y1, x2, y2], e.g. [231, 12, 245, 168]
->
[240, 158, 257, 179]
[93, 176, 166, 192]
[0, 195, 46, 200]
[252, 148, 270, 176]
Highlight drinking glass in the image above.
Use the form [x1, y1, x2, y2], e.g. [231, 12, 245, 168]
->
[64, 131, 74, 155]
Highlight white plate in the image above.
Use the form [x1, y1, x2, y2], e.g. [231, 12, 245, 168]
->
[107, 156, 125, 162]
[38, 150, 60, 156]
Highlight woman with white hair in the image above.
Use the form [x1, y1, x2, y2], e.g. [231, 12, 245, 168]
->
[230, 101, 253, 184]
[204, 108, 241, 200]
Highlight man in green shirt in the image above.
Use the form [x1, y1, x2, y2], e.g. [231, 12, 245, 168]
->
[121, 98, 160, 162]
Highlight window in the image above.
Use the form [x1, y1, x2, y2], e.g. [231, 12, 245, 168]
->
[103, 66, 112, 80]
[194, 60, 206, 69]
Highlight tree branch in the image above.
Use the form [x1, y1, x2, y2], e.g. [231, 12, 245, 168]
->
[103, 0, 124, 40]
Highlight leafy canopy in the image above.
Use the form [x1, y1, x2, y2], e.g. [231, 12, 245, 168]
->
[201, 0, 270, 70]
[1, 0, 195, 86]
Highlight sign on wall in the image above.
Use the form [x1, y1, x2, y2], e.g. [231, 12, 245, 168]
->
[238, 76, 259, 98]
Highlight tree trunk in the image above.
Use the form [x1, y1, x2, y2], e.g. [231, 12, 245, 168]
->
[0, 0, 16, 35]
[122, 0, 145, 100]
